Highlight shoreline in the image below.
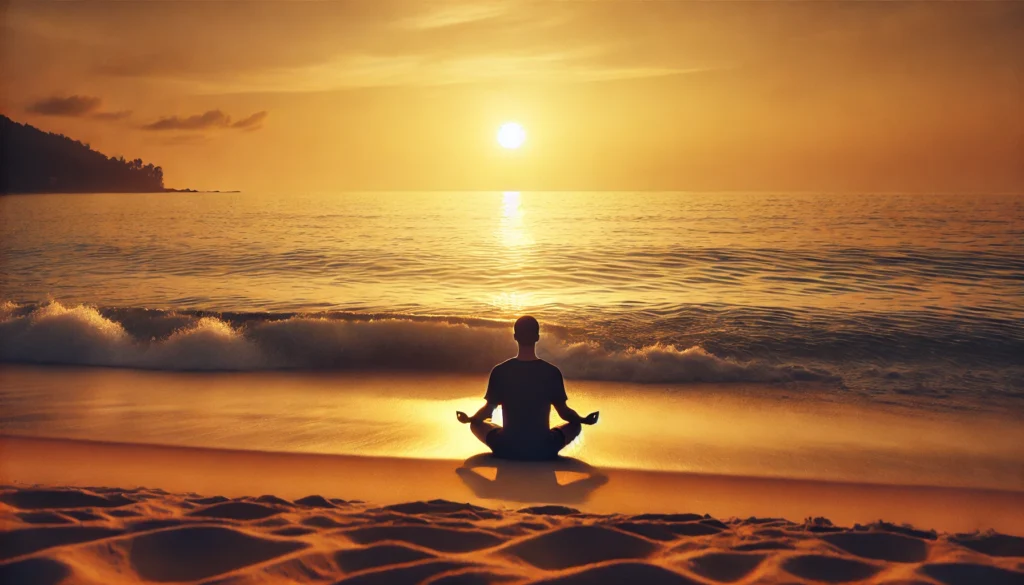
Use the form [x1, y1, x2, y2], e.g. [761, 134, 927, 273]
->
[3, 435, 1022, 536]
[3, 365, 1021, 493]
[6, 432, 1024, 497]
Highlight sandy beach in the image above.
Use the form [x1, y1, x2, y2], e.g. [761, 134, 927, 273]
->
[3, 436, 1023, 584]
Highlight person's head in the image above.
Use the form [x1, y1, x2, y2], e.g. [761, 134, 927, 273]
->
[513, 315, 540, 346]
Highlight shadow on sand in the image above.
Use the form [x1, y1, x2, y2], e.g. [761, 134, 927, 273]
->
[455, 453, 609, 505]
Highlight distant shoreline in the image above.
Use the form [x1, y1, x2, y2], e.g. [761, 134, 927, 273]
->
[1, 189, 240, 195]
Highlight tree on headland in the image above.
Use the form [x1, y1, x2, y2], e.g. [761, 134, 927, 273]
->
[0, 115, 166, 193]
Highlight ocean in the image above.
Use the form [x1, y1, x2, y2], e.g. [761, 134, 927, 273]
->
[1, 191, 1022, 489]
[3, 191, 1022, 406]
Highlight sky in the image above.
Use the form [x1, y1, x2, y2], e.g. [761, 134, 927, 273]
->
[2, 0, 1022, 192]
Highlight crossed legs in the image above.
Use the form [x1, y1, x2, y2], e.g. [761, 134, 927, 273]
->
[552, 420, 582, 445]
[470, 419, 582, 460]
[470, 419, 501, 445]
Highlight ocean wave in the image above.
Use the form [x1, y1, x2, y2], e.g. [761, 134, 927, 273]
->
[0, 301, 837, 384]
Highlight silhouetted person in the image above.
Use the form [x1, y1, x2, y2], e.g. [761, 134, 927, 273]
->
[457, 316, 598, 460]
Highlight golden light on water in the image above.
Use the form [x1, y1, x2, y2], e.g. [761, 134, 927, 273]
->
[501, 190, 523, 217]
[493, 191, 534, 313]
[497, 191, 536, 247]
[490, 292, 530, 314]
[498, 191, 532, 248]
[496, 122, 526, 149]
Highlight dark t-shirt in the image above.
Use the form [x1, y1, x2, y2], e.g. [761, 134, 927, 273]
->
[485, 358, 568, 439]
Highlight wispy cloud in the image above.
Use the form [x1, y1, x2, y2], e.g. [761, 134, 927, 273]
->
[143, 110, 230, 131]
[27, 94, 101, 116]
[193, 49, 703, 95]
[399, 2, 507, 29]
[231, 111, 268, 130]
[142, 109, 268, 131]
[26, 94, 133, 121]
[18, 1, 710, 94]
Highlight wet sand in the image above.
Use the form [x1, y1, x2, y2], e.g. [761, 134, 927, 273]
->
[3, 366, 1022, 492]
[3, 435, 1022, 535]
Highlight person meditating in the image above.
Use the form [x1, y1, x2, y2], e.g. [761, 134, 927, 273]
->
[457, 316, 599, 460]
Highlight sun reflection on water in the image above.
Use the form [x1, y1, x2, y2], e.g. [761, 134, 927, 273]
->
[490, 291, 531, 315]
[498, 191, 533, 248]
[490, 191, 536, 314]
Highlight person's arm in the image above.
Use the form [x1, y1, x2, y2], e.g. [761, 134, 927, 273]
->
[457, 367, 502, 424]
[553, 400, 583, 424]
[471, 401, 497, 423]
[552, 370, 598, 425]
[456, 401, 497, 424]
[554, 401, 599, 425]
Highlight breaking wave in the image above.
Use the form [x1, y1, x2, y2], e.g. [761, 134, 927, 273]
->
[0, 301, 836, 384]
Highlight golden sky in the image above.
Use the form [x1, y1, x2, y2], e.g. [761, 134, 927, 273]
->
[2, 1, 1021, 192]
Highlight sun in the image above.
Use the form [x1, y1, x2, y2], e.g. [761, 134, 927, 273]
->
[497, 122, 526, 149]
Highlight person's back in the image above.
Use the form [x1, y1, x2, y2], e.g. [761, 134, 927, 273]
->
[486, 358, 566, 442]
[456, 316, 599, 460]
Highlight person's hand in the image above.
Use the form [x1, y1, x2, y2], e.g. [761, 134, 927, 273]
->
[582, 411, 600, 425]
[456, 411, 471, 424]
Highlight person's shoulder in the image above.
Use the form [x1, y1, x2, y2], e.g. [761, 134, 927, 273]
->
[492, 358, 518, 372]
[538, 359, 563, 375]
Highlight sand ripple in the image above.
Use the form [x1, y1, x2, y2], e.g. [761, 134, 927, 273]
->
[2, 486, 1022, 585]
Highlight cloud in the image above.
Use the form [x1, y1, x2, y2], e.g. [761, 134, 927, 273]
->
[25, 95, 131, 121]
[231, 111, 268, 130]
[400, 2, 508, 29]
[143, 109, 230, 131]
[9, 0, 1024, 100]
[142, 109, 267, 132]
[21, 1, 710, 93]
[26, 94, 102, 116]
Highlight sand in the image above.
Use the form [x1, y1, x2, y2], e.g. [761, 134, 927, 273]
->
[2, 437, 1024, 584]
[3, 486, 1023, 585]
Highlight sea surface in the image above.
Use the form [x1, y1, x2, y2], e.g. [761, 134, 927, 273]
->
[2, 191, 1022, 411]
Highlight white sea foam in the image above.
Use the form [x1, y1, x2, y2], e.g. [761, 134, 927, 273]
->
[0, 302, 836, 383]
